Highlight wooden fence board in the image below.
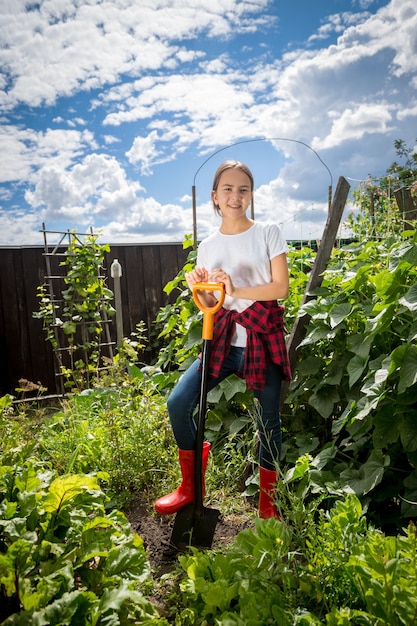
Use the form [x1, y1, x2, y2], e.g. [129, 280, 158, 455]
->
[142, 246, 162, 332]
[23, 248, 56, 391]
[1, 248, 29, 390]
[115, 246, 147, 339]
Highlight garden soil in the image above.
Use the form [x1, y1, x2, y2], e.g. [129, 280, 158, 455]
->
[126, 494, 254, 575]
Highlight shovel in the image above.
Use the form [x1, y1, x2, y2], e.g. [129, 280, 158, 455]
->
[170, 281, 226, 552]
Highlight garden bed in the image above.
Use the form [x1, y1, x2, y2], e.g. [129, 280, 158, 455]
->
[126, 493, 254, 574]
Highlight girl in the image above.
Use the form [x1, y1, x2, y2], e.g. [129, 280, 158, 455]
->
[154, 160, 291, 519]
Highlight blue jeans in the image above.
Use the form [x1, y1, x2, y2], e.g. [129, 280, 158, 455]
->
[167, 346, 282, 470]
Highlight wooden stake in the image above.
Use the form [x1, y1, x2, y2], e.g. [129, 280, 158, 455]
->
[281, 176, 351, 405]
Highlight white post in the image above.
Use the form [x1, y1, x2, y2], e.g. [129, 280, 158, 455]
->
[111, 258, 124, 346]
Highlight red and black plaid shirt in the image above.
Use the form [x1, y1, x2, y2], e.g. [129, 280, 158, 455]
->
[208, 300, 291, 390]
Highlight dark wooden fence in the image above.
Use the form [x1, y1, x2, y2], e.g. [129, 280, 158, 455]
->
[0, 243, 189, 396]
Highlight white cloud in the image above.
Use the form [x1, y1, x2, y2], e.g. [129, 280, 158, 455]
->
[0, 0, 270, 110]
[99, 197, 193, 243]
[103, 134, 120, 145]
[249, 0, 417, 182]
[102, 73, 254, 128]
[25, 153, 144, 222]
[0, 205, 46, 245]
[126, 131, 160, 175]
[0, 125, 97, 184]
[94, 0, 417, 169]
[308, 11, 370, 43]
[397, 101, 417, 120]
[312, 103, 395, 150]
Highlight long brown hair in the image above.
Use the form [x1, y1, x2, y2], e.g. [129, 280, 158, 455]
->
[211, 160, 254, 215]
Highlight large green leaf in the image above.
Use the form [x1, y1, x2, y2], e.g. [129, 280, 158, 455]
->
[398, 344, 417, 393]
[408, 320, 417, 342]
[0, 394, 13, 411]
[389, 343, 417, 393]
[205, 409, 224, 432]
[311, 443, 337, 470]
[340, 450, 390, 495]
[97, 585, 158, 624]
[399, 282, 417, 312]
[399, 414, 417, 453]
[361, 361, 390, 398]
[372, 405, 400, 447]
[284, 454, 312, 483]
[324, 359, 345, 385]
[329, 303, 352, 329]
[298, 299, 326, 318]
[43, 475, 99, 513]
[296, 355, 325, 376]
[389, 240, 417, 270]
[14, 464, 42, 498]
[309, 386, 339, 419]
[347, 354, 369, 388]
[229, 416, 252, 435]
[346, 333, 372, 358]
[184, 323, 203, 349]
[41, 589, 97, 625]
[21, 567, 73, 612]
[349, 396, 380, 422]
[207, 375, 246, 403]
[371, 268, 399, 297]
[299, 326, 336, 347]
[104, 534, 149, 581]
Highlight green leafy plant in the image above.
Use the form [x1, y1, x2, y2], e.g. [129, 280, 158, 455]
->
[284, 230, 417, 529]
[154, 235, 200, 381]
[34, 233, 115, 392]
[34, 388, 174, 507]
[0, 462, 167, 624]
[173, 492, 417, 625]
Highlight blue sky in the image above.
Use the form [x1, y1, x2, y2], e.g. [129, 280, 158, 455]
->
[1, 0, 416, 246]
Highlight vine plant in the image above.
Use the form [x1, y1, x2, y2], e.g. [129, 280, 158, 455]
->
[34, 233, 115, 391]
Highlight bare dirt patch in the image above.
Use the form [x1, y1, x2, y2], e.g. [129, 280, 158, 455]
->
[126, 495, 255, 575]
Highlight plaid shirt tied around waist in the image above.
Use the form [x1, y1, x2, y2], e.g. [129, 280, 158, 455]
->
[208, 300, 292, 390]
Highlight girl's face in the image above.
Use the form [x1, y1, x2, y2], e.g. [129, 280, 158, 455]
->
[212, 168, 253, 220]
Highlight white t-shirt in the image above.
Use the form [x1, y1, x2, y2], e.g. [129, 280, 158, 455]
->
[197, 222, 288, 347]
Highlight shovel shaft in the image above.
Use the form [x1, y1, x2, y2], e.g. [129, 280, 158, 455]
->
[192, 283, 225, 508]
[194, 338, 210, 508]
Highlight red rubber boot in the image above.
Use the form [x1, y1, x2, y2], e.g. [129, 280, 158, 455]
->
[259, 466, 281, 520]
[154, 442, 210, 515]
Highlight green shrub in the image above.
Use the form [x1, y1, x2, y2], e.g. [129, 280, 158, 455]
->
[174, 494, 417, 625]
[284, 231, 417, 530]
[0, 462, 167, 624]
[1, 380, 177, 509]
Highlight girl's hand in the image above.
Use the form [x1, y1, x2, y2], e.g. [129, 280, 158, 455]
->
[184, 266, 209, 289]
[208, 268, 235, 296]
[185, 266, 220, 306]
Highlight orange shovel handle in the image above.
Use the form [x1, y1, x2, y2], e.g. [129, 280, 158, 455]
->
[192, 282, 226, 340]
